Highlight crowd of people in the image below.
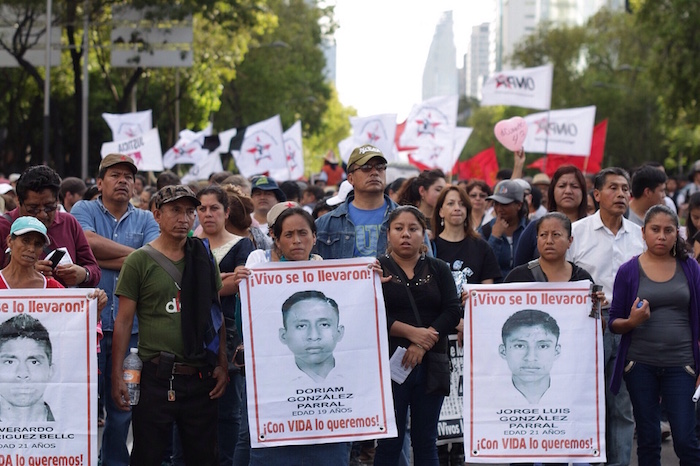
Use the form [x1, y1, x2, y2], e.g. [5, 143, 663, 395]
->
[2, 146, 700, 466]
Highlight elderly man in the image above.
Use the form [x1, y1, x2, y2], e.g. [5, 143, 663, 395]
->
[0, 165, 100, 288]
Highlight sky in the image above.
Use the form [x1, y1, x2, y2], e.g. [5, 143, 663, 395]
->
[332, 0, 494, 121]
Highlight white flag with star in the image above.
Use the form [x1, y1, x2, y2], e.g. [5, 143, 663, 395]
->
[399, 95, 458, 152]
[522, 106, 596, 156]
[102, 110, 153, 141]
[232, 115, 287, 178]
[162, 123, 212, 168]
[481, 64, 553, 110]
[270, 120, 304, 181]
[349, 114, 397, 162]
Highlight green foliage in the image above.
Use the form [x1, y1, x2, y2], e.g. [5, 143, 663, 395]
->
[504, 8, 665, 171]
[215, 0, 332, 134]
[303, 85, 355, 173]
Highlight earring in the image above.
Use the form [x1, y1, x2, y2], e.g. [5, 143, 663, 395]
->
[672, 242, 677, 257]
[440, 218, 444, 227]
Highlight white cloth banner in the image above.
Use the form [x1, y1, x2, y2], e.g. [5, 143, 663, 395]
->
[181, 151, 224, 184]
[233, 115, 287, 178]
[0, 289, 98, 464]
[522, 106, 596, 156]
[349, 114, 397, 162]
[239, 258, 397, 448]
[270, 120, 305, 181]
[399, 95, 458, 151]
[337, 136, 355, 165]
[102, 110, 153, 141]
[410, 126, 473, 173]
[162, 123, 213, 168]
[481, 64, 553, 110]
[100, 127, 164, 172]
[463, 281, 606, 464]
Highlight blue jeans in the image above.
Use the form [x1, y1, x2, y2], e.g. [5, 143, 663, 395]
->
[604, 329, 634, 466]
[374, 364, 444, 466]
[218, 370, 244, 466]
[232, 373, 250, 466]
[624, 362, 700, 466]
[99, 332, 138, 466]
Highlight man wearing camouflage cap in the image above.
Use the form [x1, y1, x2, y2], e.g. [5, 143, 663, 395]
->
[111, 185, 228, 465]
[71, 153, 160, 466]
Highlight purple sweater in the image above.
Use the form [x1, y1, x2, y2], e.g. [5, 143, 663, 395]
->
[608, 255, 700, 394]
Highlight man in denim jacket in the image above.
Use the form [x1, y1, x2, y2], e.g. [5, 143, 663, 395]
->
[315, 145, 396, 260]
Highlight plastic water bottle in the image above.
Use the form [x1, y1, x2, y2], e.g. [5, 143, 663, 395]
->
[123, 348, 143, 405]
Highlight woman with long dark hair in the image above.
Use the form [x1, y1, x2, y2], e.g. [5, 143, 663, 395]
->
[609, 205, 700, 464]
[374, 206, 461, 465]
[396, 169, 446, 221]
[514, 166, 588, 267]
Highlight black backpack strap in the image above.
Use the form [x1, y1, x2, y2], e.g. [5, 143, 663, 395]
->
[527, 258, 547, 282]
[142, 243, 183, 288]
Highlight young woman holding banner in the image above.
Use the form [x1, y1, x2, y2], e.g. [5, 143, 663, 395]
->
[231, 203, 350, 466]
[374, 206, 461, 466]
[505, 212, 599, 466]
[609, 205, 700, 465]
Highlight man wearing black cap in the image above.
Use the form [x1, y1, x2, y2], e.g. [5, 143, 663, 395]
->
[112, 185, 227, 465]
[315, 144, 394, 260]
[250, 175, 286, 236]
[71, 153, 160, 466]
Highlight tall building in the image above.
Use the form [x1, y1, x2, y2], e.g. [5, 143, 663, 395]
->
[466, 22, 491, 99]
[422, 11, 458, 100]
[493, 0, 624, 71]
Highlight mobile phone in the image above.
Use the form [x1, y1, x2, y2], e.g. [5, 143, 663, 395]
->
[48, 249, 66, 269]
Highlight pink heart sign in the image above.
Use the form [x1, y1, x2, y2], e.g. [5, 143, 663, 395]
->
[494, 117, 528, 152]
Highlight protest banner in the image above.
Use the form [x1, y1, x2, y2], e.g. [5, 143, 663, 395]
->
[239, 258, 397, 448]
[0, 289, 98, 465]
[102, 110, 153, 142]
[522, 106, 597, 156]
[481, 64, 553, 110]
[463, 281, 605, 464]
[100, 127, 164, 172]
[437, 335, 464, 444]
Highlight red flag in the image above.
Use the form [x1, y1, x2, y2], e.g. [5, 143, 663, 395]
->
[452, 147, 499, 187]
[527, 119, 608, 177]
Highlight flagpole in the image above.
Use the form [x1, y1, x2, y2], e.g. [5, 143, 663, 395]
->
[543, 110, 550, 175]
[583, 155, 590, 175]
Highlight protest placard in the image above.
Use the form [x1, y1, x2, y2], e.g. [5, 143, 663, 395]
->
[239, 258, 396, 448]
[437, 335, 464, 444]
[463, 281, 605, 464]
[0, 289, 98, 465]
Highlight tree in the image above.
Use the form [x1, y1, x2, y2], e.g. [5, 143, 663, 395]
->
[505, 8, 664, 169]
[0, 0, 275, 176]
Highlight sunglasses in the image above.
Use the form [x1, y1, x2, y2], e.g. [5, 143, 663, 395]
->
[351, 163, 387, 174]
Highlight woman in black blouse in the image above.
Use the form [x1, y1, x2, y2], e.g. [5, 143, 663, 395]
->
[374, 206, 461, 466]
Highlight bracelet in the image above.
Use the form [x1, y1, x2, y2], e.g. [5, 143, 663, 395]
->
[82, 267, 90, 285]
[416, 343, 424, 350]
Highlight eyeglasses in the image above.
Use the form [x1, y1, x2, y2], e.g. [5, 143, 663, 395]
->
[23, 203, 58, 215]
[351, 163, 387, 174]
[469, 193, 488, 199]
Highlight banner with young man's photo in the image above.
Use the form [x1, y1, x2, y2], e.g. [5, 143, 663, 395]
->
[0, 289, 98, 465]
[239, 258, 397, 448]
[463, 281, 605, 464]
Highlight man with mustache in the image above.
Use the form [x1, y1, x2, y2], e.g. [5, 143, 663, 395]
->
[71, 153, 159, 466]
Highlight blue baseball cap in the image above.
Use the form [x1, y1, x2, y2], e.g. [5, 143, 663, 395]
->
[10, 216, 51, 245]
